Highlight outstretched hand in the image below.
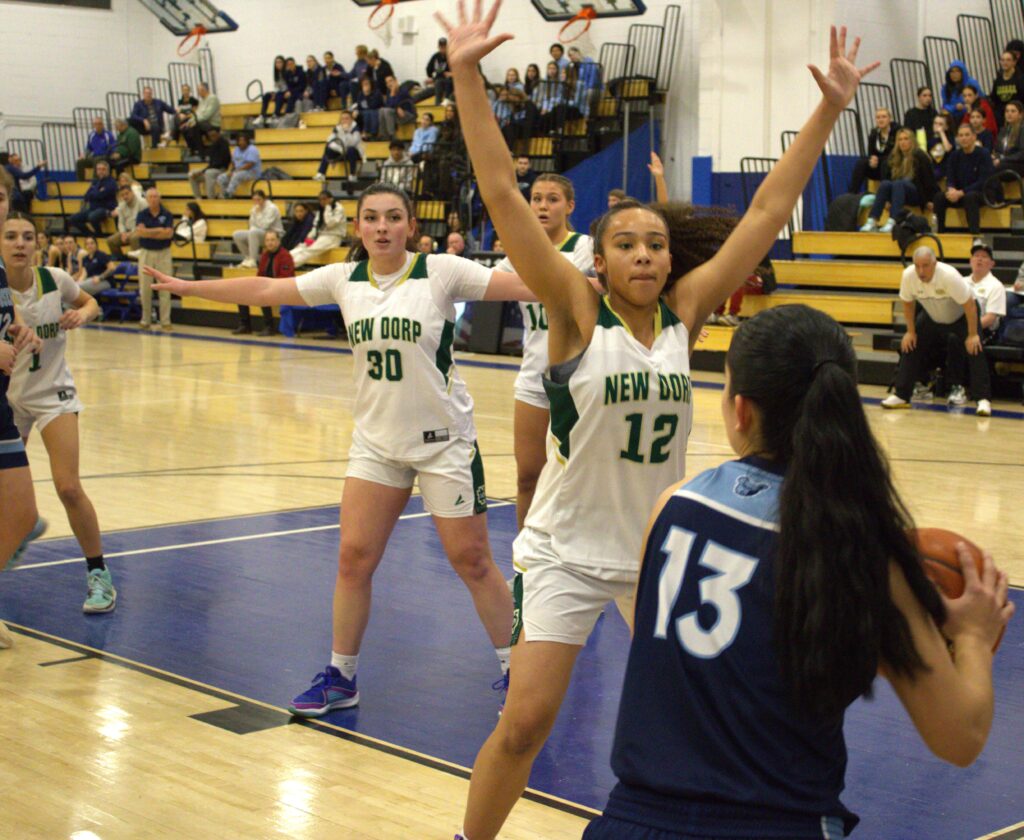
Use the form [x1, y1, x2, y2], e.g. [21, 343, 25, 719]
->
[808, 26, 879, 110]
[143, 265, 189, 296]
[435, 0, 514, 71]
[648, 151, 665, 178]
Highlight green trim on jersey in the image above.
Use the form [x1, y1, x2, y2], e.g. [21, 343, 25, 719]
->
[350, 261, 370, 283]
[408, 253, 428, 280]
[598, 295, 667, 340]
[35, 267, 57, 297]
[659, 299, 681, 328]
[356, 252, 426, 289]
[434, 319, 455, 391]
[544, 376, 579, 463]
[558, 232, 582, 253]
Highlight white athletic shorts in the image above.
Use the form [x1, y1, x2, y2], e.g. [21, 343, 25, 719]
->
[346, 432, 487, 518]
[10, 389, 84, 437]
[513, 369, 550, 411]
[512, 526, 636, 646]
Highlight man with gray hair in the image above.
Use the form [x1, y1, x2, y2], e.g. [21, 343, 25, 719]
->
[134, 187, 175, 330]
[882, 246, 991, 415]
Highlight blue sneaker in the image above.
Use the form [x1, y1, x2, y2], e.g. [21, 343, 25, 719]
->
[6, 517, 48, 568]
[288, 666, 359, 717]
[83, 568, 117, 614]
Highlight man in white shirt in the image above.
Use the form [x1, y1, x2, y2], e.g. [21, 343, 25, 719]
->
[965, 241, 1007, 336]
[882, 246, 992, 415]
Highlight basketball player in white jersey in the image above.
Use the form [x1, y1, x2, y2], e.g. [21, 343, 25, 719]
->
[146, 183, 537, 715]
[493, 172, 595, 529]
[440, 4, 879, 837]
[2, 214, 116, 613]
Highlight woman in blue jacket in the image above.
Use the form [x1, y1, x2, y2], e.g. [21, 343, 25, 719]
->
[942, 60, 981, 116]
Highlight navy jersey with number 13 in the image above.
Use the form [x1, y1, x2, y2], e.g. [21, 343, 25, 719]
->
[603, 457, 858, 839]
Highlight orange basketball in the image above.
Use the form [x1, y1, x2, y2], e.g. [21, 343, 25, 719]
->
[909, 528, 1004, 651]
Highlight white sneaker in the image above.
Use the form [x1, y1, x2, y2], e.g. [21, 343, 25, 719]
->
[238, 258, 257, 269]
[126, 249, 142, 259]
[911, 383, 933, 400]
[859, 218, 878, 232]
[313, 172, 326, 182]
[947, 385, 967, 406]
[881, 394, 910, 410]
[976, 399, 992, 417]
[720, 313, 741, 327]
[879, 219, 895, 233]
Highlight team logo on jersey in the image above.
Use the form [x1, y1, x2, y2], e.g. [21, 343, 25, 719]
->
[475, 486, 487, 508]
[733, 474, 770, 498]
[423, 428, 450, 443]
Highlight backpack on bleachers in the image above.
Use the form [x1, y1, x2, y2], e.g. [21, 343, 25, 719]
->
[997, 294, 1024, 346]
[891, 210, 931, 254]
[825, 193, 862, 231]
[262, 166, 292, 181]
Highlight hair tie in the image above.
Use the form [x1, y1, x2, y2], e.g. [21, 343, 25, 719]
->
[811, 358, 840, 378]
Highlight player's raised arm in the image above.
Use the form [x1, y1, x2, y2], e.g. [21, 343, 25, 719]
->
[145, 266, 307, 307]
[439, 0, 596, 351]
[668, 26, 879, 344]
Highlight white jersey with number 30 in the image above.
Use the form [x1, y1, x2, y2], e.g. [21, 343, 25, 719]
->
[296, 252, 492, 460]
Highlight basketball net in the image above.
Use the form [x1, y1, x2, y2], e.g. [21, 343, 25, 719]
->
[559, 6, 597, 57]
[368, 0, 397, 47]
[177, 24, 207, 59]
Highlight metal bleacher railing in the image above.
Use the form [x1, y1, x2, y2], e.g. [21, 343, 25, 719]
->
[890, 58, 931, 125]
[781, 129, 829, 234]
[855, 82, 897, 124]
[8, 139, 45, 171]
[137, 76, 173, 104]
[41, 122, 88, 175]
[169, 61, 205, 99]
[924, 36, 962, 102]
[989, 0, 1024, 56]
[106, 92, 138, 125]
[957, 13, 1000, 86]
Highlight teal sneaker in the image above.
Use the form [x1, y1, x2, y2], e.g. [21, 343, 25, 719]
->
[83, 568, 117, 614]
[6, 517, 48, 568]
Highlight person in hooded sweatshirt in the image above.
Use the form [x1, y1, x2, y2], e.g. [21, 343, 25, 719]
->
[942, 60, 981, 116]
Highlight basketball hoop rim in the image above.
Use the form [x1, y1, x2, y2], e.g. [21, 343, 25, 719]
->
[368, 0, 398, 30]
[558, 9, 597, 44]
[177, 24, 207, 57]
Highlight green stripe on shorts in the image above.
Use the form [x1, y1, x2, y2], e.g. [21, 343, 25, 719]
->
[511, 572, 524, 646]
[471, 440, 486, 514]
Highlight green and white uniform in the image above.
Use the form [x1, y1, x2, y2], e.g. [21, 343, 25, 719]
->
[512, 296, 693, 645]
[296, 252, 492, 517]
[8, 267, 84, 436]
[496, 232, 594, 409]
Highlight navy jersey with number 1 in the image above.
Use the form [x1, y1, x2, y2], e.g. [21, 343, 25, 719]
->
[597, 457, 858, 840]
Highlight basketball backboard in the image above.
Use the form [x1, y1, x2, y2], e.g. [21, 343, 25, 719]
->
[531, 0, 647, 21]
[137, 0, 238, 37]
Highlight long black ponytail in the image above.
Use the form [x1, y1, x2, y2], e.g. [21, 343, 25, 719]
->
[726, 305, 945, 718]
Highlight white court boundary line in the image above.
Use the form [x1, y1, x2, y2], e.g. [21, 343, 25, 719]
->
[14, 502, 513, 572]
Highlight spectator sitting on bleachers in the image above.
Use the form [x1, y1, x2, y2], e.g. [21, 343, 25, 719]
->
[967, 107, 995, 152]
[882, 246, 990, 414]
[989, 51, 1023, 128]
[417, 233, 435, 254]
[349, 44, 370, 91]
[409, 112, 439, 163]
[492, 86, 517, 145]
[117, 171, 144, 201]
[78, 235, 114, 295]
[566, 46, 602, 118]
[523, 63, 541, 98]
[173, 202, 208, 244]
[34, 231, 60, 268]
[992, 100, 1024, 176]
[77, 117, 116, 181]
[903, 86, 936, 138]
[236, 229, 293, 336]
[189, 127, 232, 199]
[290, 190, 346, 267]
[276, 57, 306, 118]
[303, 55, 326, 112]
[607, 188, 628, 208]
[281, 202, 314, 251]
[322, 51, 350, 109]
[379, 141, 417, 193]
[130, 86, 175, 149]
[59, 235, 86, 276]
[933, 123, 994, 236]
[959, 85, 997, 135]
[860, 128, 937, 233]
[216, 134, 262, 199]
[426, 37, 453, 105]
[4, 152, 46, 213]
[379, 75, 417, 140]
[928, 112, 956, 178]
[445, 209, 477, 253]
[505, 68, 524, 94]
[367, 49, 395, 95]
[185, 83, 221, 156]
[233, 189, 284, 268]
[446, 231, 469, 256]
[257, 56, 286, 123]
[108, 184, 145, 259]
[68, 160, 117, 236]
[965, 241, 1007, 344]
[315, 111, 364, 181]
[171, 83, 199, 147]
[515, 154, 537, 201]
[109, 118, 142, 175]
[549, 43, 569, 80]
[353, 77, 385, 140]
[848, 107, 897, 193]
[532, 62, 568, 133]
[942, 61, 980, 116]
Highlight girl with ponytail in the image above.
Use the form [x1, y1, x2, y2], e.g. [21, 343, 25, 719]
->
[586, 304, 1014, 839]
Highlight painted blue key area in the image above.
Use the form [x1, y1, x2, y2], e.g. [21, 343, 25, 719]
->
[2, 502, 1022, 838]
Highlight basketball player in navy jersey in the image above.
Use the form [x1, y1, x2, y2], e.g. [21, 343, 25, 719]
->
[585, 305, 1014, 840]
